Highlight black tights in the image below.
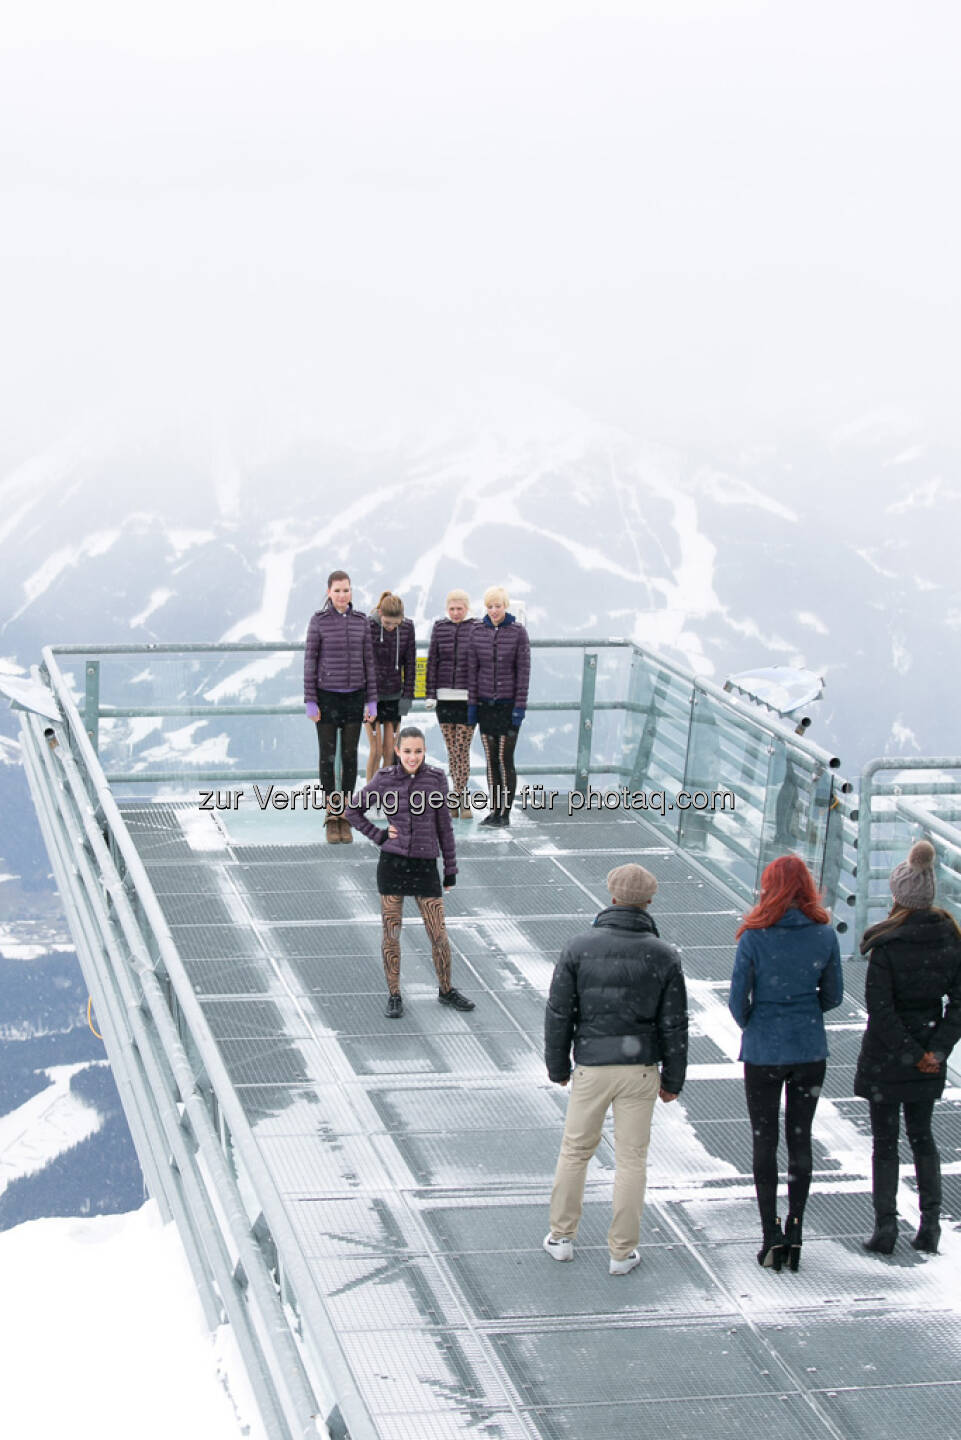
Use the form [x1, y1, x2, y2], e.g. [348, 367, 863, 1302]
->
[743, 1060, 826, 1234]
[480, 728, 518, 814]
[316, 721, 362, 802]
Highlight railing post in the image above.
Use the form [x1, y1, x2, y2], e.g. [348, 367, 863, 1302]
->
[84, 659, 100, 753]
[855, 763, 879, 942]
[574, 652, 597, 796]
[819, 776, 847, 916]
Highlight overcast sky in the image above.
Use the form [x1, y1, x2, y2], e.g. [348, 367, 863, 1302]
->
[2, 1, 959, 459]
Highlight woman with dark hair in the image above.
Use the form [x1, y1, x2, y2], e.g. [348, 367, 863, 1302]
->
[466, 585, 530, 828]
[425, 588, 476, 818]
[856, 840, 961, 1256]
[303, 570, 377, 844]
[728, 854, 843, 1270]
[366, 590, 416, 782]
[345, 726, 476, 1018]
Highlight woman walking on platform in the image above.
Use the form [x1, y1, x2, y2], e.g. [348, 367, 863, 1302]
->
[467, 586, 530, 828]
[366, 591, 416, 782]
[303, 570, 377, 844]
[856, 840, 961, 1256]
[346, 727, 475, 1018]
[728, 854, 843, 1271]
[425, 589, 476, 818]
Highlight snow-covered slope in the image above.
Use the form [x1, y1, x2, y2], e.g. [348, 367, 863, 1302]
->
[0, 1201, 265, 1440]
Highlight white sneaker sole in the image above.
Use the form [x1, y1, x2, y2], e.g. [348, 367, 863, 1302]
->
[609, 1252, 640, 1275]
[543, 1234, 574, 1262]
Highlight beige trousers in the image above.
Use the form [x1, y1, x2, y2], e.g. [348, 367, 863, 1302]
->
[549, 1063, 660, 1260]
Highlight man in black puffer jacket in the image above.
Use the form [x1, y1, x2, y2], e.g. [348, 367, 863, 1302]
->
[543, 863, 688, 1275]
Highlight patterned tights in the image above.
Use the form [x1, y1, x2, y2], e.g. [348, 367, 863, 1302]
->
[379, 894, 452, 995]
[439, 722, 474, 798]
[480, 729, 518, 814]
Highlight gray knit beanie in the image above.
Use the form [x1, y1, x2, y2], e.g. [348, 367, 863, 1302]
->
[889, 839, 936, 910]
[607, 863, 658, 906]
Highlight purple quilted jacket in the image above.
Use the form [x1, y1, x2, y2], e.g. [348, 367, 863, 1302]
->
[303, 603, 377, 705]
[426, 617, 476, 697]
[345, 762, 457, 874]
[369, 615, 416, 699]
[467, 614, 531, 707]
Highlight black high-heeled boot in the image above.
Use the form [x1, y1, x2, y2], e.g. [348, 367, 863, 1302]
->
[757, 1219, 784, 1270]
[863, 1218, 898, 1254]
[783, 1214, 802, 1271]
[864, 1146, 899, 1255]
[911, 1149, 942, 1253]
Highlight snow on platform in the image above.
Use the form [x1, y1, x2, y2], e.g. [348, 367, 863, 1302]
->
[114, 799, 961, 1440]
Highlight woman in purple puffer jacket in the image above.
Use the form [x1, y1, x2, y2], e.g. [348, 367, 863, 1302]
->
[366, 591, 416, 782]
[467, 586, 531, 828]
[346, 727, 476, 1019]
[425, 588, 476, 818]
[303, 569, 377, 844]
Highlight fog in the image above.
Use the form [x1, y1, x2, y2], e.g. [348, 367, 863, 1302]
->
[2, 0, 959, 462]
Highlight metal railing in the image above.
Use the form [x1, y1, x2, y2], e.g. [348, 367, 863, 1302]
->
[855, 758, 961, 938]
[22, 646, 380, 1440]
[47, 636, 855, 923]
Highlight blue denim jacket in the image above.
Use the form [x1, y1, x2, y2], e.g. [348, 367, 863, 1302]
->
[728, 909, 844, 1064]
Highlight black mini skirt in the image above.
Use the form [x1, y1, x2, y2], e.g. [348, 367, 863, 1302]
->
[374, 695, 402, 725]
[437, 699, 470, 726]
[477, 699, 515, 736]
[377, 851, 442, 898]
[317, 688, 366, 726]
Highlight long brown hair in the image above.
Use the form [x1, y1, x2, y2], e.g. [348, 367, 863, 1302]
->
[861, 903, 961, 954]
[736, 854, 829, 939]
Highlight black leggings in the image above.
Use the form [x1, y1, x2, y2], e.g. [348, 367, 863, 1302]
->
[480, 729, 518, 814]
[868, 1097, 938, 1162]
[743, 1059, 826, 1233]
[316, 721, 362, 802]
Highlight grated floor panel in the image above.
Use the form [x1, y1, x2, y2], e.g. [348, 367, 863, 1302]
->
[116, 797, 960, 1440]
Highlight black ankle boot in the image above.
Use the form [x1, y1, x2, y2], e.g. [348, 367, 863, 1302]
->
[757, 1219, 784, 1270]
[783, 1214, 802, 1272]
[863, 1218, 898, 1254]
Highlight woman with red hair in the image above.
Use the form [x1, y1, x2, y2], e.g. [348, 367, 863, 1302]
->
[728, 854, 843, 1271]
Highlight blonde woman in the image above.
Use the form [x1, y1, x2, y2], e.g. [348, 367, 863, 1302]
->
[366, 591, 416, 781]
[425, 589, 477, 817]
[467, 586, 531, 827]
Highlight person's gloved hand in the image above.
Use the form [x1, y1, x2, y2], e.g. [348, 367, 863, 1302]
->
[443, 873, 456, 889]
[376, 828, 389, 846]
[399, 698, 412, 716]
[306, 702, 320, 721]
[423, 697, 437, 711]
[467, 705, 478, 726]
[511, 706, 525, 727]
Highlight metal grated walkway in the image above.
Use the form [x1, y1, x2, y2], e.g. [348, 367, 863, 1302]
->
[119, 800, 961, 1440]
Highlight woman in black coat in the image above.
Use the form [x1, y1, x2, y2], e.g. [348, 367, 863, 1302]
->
[855, 840, 961, 1255]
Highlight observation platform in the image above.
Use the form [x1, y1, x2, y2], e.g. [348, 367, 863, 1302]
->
[119, 797, 961, 1440]
[15, 636, 961, 1440]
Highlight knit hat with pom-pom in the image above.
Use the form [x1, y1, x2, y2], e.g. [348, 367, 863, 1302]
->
[889, 839, 937, 910]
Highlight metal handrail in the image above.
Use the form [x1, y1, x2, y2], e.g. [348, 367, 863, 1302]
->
[37, 644, 380, 1440]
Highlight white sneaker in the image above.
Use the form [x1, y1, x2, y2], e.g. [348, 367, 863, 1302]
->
[543, 1232, 574, 1262]
[609, 1250, 641, 1275]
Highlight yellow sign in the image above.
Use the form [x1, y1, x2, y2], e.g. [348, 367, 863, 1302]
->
[414, 655, 428, 700]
